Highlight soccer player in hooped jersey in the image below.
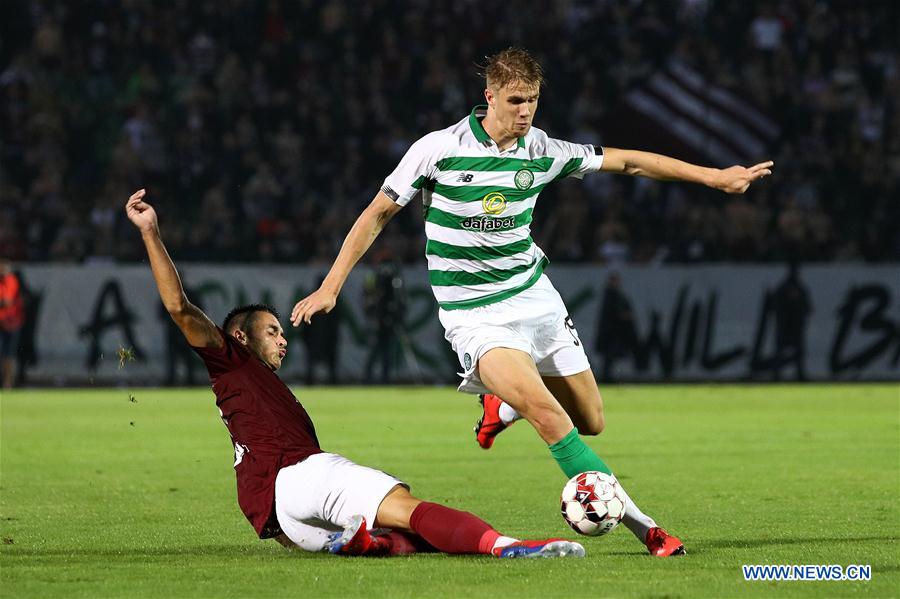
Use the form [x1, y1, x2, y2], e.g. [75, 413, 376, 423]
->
[125, 189, 586, 559]
[292, 48, 774, 557]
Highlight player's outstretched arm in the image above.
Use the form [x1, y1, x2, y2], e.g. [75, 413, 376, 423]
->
[125, 189, 223, 348]
[290, 191, 401, 327]
[600, 147, 773, 194]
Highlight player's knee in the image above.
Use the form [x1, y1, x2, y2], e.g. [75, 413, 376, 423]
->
[523, 400, 570, 436]
[375, 485, 420, 530]
[579, 411, 605, 436]
[576, 389, 605, 435]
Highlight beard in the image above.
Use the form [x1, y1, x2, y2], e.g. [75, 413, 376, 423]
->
[247, 336, 278, 370]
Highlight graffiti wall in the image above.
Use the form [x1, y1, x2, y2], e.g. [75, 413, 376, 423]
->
[14, 263, 900, 385]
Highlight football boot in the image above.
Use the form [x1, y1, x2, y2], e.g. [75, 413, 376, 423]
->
[493, 539, 586, 559]
[474, 393, 512, 449]
[645, 527, 686, 557]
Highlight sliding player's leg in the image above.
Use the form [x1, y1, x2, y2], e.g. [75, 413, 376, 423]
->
[374, 485, 584, 558]
[274, 452, 405, 555]
[275, 452, 583, 558]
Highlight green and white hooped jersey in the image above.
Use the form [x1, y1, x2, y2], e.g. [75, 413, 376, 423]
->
[381, 105, 604, 311]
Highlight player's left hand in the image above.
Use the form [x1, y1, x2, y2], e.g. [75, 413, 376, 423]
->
[714, 161, 774, 194]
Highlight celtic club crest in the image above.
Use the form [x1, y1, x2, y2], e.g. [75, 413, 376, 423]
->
[514, 169, 534, 190]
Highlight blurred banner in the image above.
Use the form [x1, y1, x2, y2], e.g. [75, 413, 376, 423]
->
[16, 263, 899, 385]
[606, 59, 779, 168]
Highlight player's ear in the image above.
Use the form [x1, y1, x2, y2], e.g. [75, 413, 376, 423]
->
[484, 87, 494, 107]
[232, 329, 249, 346]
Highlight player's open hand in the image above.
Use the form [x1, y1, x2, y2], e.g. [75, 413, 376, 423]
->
[291, 288, 337, 327]
[125, 189, 159, 233]
[714, 161, 774, 194]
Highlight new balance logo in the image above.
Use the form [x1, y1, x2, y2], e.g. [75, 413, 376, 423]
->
[456, 173, 474, 183]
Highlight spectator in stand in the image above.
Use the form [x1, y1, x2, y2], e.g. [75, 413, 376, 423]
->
[0, 1, 896, 265]
[594, 272, 637, 383]
[0, 259, 26, 389]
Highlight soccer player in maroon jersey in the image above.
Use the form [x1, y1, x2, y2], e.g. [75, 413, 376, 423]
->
[125, 189, 585, 559]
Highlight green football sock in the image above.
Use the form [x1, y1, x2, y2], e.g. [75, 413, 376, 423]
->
[549, 428, 612, 478]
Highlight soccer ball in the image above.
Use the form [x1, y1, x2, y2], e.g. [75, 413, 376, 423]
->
[560, 471, 626, 536]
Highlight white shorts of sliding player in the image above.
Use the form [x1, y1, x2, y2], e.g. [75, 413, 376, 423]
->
[274, 452, 406, 551]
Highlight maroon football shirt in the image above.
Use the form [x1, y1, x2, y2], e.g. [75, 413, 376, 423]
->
[193, 328, 322, 538]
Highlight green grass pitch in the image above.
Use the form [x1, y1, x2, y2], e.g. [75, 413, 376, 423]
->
[1, 384, 898, 598]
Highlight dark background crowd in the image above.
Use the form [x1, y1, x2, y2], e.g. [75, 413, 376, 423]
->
[1, 0, 898, 266]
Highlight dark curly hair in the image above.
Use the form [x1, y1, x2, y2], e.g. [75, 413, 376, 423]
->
[222, 304, 280, 335]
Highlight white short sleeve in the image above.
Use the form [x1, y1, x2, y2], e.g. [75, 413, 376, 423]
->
[381, 132, 451, 207]
[546, 138, 605, 179]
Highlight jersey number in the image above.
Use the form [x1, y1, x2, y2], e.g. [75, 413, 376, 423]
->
[564, 315, 581, 346]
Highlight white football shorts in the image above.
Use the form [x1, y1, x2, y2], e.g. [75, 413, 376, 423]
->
[274, 452, 407, 552]
[438, 274, 591, 394]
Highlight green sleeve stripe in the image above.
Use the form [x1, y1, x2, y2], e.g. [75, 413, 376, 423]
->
[435, 156, 555, 172]
[425, 237, 534, 260]
[429, 258, 537, 286]
[424, 206, 533, 230]
[554, 157, 584, 180]
[432, 182, 548, 203]
[437, 257, 549, 310]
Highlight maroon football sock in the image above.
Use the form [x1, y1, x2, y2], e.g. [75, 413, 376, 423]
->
[376, 530, 438, 556]
[408, 502, 501, 555]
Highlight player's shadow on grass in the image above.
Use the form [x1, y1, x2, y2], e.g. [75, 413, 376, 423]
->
[3, 546, 302, 558]
[602, 534, 898, 557]
[702, 535, 896, 549]
[4, 546, 482, 562]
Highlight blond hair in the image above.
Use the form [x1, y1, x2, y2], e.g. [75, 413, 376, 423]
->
[482, 47, 544, 90]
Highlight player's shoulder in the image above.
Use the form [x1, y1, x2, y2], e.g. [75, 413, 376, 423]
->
[423, 129, 460, 149]
[527, 127, 593, 159]
[413, 119, 464, 149]
[192, 326, 250, 372]
[403, 124, 463, 165]
[524, 125, 554, 155]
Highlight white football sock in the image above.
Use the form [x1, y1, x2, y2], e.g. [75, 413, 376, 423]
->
[616, 485, 658, 543]
[492, 535, 518, 551]
[498, 401, 521, 425]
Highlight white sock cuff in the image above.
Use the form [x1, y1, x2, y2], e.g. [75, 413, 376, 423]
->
[492, 535, 518, 551]
[498, 402, 520, 425]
